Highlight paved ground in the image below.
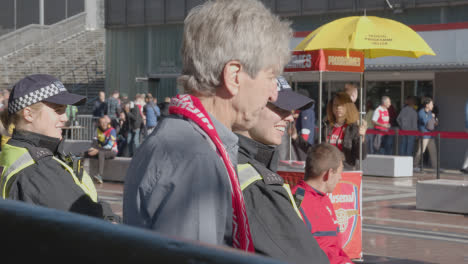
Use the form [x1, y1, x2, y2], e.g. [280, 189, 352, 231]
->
[95, 169, 468, 264]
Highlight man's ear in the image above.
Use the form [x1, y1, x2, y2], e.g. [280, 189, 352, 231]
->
[323, 169, 331, 182]
[222, 61, 242, 97]
[22, 107, 34, 123]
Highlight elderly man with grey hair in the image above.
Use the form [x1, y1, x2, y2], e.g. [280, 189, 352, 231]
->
[123, 0, 292, 252]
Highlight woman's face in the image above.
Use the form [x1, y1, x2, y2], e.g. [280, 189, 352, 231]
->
[332, 98, 347, 121]
[30, 102, 68, 139]
[248, 103, 294, 146]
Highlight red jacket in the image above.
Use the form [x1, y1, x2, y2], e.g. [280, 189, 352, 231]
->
[292, 180, 352, 264]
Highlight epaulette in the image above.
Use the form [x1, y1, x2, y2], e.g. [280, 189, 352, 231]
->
[250, 160, 284, 186]
[26, 146, 53, 161]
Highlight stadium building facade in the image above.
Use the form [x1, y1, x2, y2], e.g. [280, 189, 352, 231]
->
[105, 0, 468, 169]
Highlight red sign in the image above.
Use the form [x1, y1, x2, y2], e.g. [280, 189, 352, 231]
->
[328, 171, 362, 260]
[284, 49, 365, 73]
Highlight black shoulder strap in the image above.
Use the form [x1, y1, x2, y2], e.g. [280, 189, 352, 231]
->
[294, 187, 305, 209]
[294, 187, 313, 232]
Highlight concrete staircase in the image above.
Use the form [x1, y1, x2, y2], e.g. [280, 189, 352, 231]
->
[0, 28, 105, 114]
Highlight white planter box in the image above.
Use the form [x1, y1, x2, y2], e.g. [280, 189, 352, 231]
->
[362, 154, 413, 177]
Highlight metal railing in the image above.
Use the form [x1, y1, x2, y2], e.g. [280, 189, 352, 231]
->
[0, 12, 86, 58]
[64, 115, 97, 141]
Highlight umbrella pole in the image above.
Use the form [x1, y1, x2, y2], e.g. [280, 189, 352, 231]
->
[359, 72, 364, 170]
[318, 71, 323, 144]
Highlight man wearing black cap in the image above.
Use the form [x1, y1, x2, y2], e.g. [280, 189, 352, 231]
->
[234, 76, 328, 264]
[0, 74, 118, 221]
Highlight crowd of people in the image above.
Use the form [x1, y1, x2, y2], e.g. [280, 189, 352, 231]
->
[91, 90, 172, 158]
[0, 1, 467, 264]
[364, 93, 444, 172]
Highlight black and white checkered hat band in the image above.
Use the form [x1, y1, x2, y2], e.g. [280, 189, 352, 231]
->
[8, 81, 67, 114]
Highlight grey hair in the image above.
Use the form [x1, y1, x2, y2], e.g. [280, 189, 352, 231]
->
[381, 96, 390, 104]
[178, 0, 292, 96]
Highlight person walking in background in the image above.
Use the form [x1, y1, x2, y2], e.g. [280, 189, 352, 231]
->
[92, 91, 107, 118]
[397, 96, 418, 156]
[295, 89, 316, 146]
[85, 116, 118, 184]
[143, 93, 160, 135]
[133, 94, 147, 141]
[413, 97, 438, 172]
[124, 101, 142, 156]
[461, 99, 468, 174]
[123, 0, 290, 251]
[106, 90, 121, 128]
[385, 104, 398, 155]
[364, 100, 375, 154]
[372, 96, 391, 154]
[323, 92, 367, 170]
[117, 111, 130, 157]
[120, 93, 129, 105]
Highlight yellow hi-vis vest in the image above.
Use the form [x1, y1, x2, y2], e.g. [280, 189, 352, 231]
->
[0, 143, 98, 202]
[237, 163, 303, 220]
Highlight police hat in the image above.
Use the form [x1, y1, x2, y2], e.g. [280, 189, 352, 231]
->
[8, 74, 86, 114]
[273, 76, 313, 111]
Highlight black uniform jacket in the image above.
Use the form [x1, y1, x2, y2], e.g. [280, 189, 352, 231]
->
[5, 130, 105, 218]
[237, 134, 329, 264]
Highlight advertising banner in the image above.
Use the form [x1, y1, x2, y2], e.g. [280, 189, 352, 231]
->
[284, 49, 365, 73]
[328, 171, 363, 260]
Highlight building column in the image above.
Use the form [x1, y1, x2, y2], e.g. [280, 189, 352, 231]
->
[39, 0, 44, 26]
[85, 0, 104, 30]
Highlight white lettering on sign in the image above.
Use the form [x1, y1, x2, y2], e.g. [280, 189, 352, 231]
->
[328, 192, 355, 204]
[286, 54, 312, 69]
[328, 56, 361, 67]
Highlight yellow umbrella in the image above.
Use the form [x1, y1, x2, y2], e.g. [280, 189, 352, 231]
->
[295, 15, 436, 58]
[293, 16, 436, 167]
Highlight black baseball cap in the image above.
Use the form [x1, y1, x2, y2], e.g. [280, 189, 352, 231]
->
[273, 76, 313, 111]
[8, 74, 86, 114]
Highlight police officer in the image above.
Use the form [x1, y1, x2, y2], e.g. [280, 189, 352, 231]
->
[235, 76, 329, 264]
[0, 74, 118, 221]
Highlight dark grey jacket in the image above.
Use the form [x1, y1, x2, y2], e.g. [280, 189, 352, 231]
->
[237, 134, 329, 264]
[397, 105, 418, 131]
[123, 115, 235, 247]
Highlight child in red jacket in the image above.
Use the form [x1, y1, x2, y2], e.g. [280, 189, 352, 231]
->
[292, 143, 352, 264]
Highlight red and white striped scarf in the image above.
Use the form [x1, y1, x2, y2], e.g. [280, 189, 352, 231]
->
[169, 94, 254, 252]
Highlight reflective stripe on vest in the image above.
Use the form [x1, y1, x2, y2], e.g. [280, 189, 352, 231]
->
[0, 145, 35, 198]
[282, 183, 303, 221]
[238, 164, 262, 190]
[53, 157, 98, 202]
[0, 144, 97, 202]
[237, 163, 303, 221]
